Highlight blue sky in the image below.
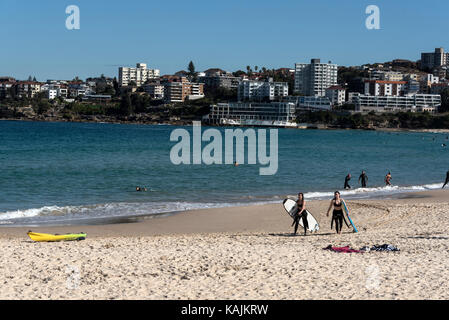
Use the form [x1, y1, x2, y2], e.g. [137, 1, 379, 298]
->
[0, 0, 448, 81]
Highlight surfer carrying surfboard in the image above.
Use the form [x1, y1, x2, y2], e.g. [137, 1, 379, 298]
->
[326, 191, 349, 234]
[293, 193, 309, 236]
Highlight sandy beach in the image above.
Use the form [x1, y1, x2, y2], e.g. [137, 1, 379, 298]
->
[1, 189, 448, 300]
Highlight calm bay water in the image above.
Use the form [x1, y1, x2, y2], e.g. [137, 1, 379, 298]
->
[0, 120, 447, 225]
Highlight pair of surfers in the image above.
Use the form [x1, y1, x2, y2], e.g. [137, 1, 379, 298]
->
[293, 191, 349, 236]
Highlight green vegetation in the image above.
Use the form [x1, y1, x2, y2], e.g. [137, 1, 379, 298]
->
[296, 110, 449, 129]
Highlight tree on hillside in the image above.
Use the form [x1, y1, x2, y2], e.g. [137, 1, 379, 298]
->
[188, 61, 197, 81]
[119, 93, 133, 116]
[439, 88, 449, 113]
[113, 77, 120, 97]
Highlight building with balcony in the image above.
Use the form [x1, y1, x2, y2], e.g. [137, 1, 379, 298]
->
[294, 58, 338, 96]
[118, 63, 160, 87]
[353, 94, 441, 113]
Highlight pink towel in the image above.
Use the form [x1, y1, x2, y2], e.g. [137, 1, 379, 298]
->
[324, 245, 363, 253]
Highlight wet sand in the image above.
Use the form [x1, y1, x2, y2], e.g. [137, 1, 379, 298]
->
[0, 189, 448, 299]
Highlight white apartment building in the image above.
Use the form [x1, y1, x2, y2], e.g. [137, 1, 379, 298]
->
[354, 94, 441, 113]
[238, 80, 288, 101]
[325, 85, 346, 106]
[118, 63, 160, 87]
[294, 59, 338, 96]
[364, 80, 406, 96]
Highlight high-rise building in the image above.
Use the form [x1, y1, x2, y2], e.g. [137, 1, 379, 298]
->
[421, 48, 449, 70]
[294, 59, 338, 96]
[118, 63, 160, 87]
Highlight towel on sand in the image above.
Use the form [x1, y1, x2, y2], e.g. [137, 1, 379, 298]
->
[360, 244, 400, 252]
[323, 245, 363, 253]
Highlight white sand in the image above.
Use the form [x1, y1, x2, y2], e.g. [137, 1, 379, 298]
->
[1, 191, 448, 299]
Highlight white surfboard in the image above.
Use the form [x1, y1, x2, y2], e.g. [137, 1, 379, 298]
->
[282, 198, 320, 232]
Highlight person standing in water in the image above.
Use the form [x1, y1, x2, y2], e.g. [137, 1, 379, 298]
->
[344, 173, 351, 189]
[326, 191, 349, 234]
[292, 193, 308, 236]
[385, 172, 392, 186]
[359, 171, 368, 188]
[442, 170, 449, 189]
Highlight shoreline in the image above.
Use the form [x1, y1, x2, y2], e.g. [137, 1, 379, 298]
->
[3, 117, 449, 132]
[1, 188, 448, 239]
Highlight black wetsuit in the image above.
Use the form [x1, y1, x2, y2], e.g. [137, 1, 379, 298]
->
[359, 173, 368, 188]
[331, 200, 349, 233]
[344, 175, 351, 189]
[293, 201, 308, 235]
[443, 171, 449, 189]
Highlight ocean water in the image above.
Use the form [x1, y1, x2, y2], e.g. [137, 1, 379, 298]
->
[0, 120, 448, 226]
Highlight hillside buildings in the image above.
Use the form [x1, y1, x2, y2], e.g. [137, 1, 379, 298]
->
[294, 59, 338, 96]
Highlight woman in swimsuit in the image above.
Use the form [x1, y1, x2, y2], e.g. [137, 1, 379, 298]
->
[293, 193, 308, 236]
[326, 191, 348, 234]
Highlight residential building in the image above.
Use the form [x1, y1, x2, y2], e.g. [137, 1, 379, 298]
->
[369, 70, 404, 81]
[347, 92, 361, 104]
[118, 63, 160, 87]
[199, 74, 241, 90]
[48, 89, 58, 100]
[68, 83, 93, 97]
[238, 79, 288, 101]
[294, 58, 338, 96]
[143, 81, 164, 99]
[421, 48, 449, 70]
[364, 80, 407, 96]
[404, 79, 420, 95]
[353, 94, 441, 113]
[420, 74, 440, 93]
[15, 81, 42, 98]
[0, 81, 15, 99]
[325, 85, 346, 106]
[163, 77, 204, 103]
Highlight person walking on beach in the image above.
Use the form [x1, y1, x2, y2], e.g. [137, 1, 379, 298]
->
[344, 173, 351, 189]
[385, 172, 392, 186]
[359, 171, 368, 188]
[326, 191, 349, 234]
[292, 193, 308, 236]
[442, 170, 449, 189]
